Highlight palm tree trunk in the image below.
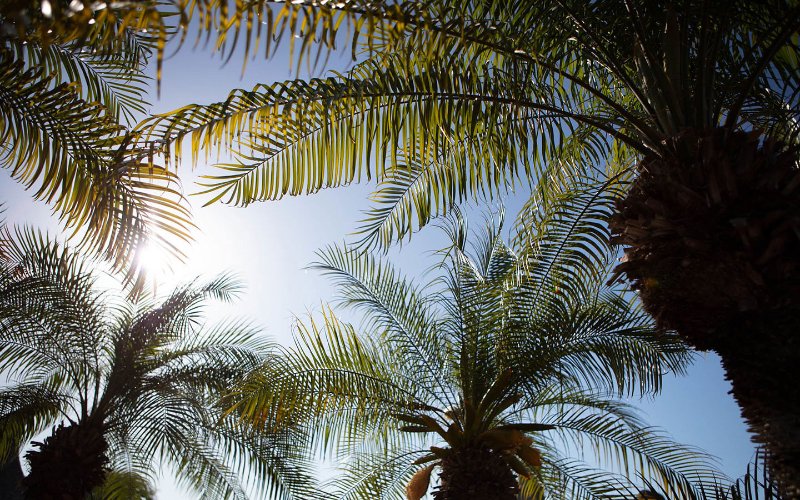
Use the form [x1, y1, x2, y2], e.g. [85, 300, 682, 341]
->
[0, 454, 24, 500]
[609, 128, 800, 499]
[717, 308, 800, 499]
[433, 446, 519, 500]
[23, 418, 108, 499]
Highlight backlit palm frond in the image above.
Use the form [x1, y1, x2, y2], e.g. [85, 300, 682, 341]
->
[1, 0, 442, 89]
[507, 291, 691, 399]
[0, 46, 123, 186]
[312, 244, 450, 392]
[87, 470, 156, 500]
[5, 34, 151, 126]
[428, 206, 687, 401]
[324, 448, 431, 500]
[726, 21, 800, 145]
[511, 175, 626, 305]
[163, 410, 316, 500]
[156, 319, 273, 387]
[119, 274, 243, 347]
[286, 310, 431, 454]
[0, 228, 108, 395]
[712, 2, 800, 132]
[428, 219, 515, 400]
[168, 426, 250, 500]
[232, 308, 430, 459]
[0, 47, 193, 294]
[505, 385, 721, 498]
[522, 458, 636, 500]
[640, 448, 782, 500]
[142, 50, 604, 224]
[534, 405, 724, 499]
[198, 419, 318, 500]
[0, 384, 69, 463]
[354, 138, 492, 251]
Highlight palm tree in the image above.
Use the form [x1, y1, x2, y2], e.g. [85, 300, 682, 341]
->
[137, 2, 800, 492]
[231, 208, 724, 499]
[0, 226, 315, 499]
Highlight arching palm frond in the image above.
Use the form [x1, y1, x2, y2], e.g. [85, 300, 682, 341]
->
[232, 307, 431, 461]
[0, 228, 315, 499]
[87, 470, 156, 500]
[638, 448, 783, 500]
[141, 49, 610, 231]
[324, 447, 430, 500]
[0, 43, 193, 294]
[1, 0, 440, 89]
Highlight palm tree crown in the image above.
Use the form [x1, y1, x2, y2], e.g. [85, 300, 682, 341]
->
[233, 210, 723, 499]
[0, 226, 315, 499]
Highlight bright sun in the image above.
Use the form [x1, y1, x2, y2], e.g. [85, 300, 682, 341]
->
[136, 240, 171, 275]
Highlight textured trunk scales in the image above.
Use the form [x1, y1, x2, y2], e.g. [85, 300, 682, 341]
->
[610, 128, 800, 498]
[23, 418, 108, 500]
[432, 446, 519, 500]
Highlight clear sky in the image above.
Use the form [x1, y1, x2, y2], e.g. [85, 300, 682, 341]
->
[0, 30, 758, 499]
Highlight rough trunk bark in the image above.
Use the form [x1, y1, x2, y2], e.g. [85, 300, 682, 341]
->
[718, 309, 800, 499]
[609, 128, 800, 499]
[432, 446, 518, 500]
[0, 454, 24, 500]
[23, 419, 108, 500]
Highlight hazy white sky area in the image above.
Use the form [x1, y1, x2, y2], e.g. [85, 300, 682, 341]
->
[0, 31, 756, 499]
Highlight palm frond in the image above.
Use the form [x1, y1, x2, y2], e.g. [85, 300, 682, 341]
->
[5, 32, 151, 125]
[312, 244, 451, 398]
[232, 308, 429, 460]
[87, 469, 155, 500]
[0, 47, 193, 294]
[142, 51, 606, 211]
[0, 384, 69, 463]
[324, 448, 430, 500]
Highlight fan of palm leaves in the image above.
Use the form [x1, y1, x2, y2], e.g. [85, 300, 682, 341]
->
[135, 0, 799, 250]
[1, 9, 194, 294]
[230, 207, 726, 499]
[0, 225, 316, 499]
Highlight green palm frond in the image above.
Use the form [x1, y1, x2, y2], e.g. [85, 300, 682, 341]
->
[523, 458, 636, 500]
[141, 50, 606, 206]
[232, 307, 429, 460]
[4, 30, 152, 125]
[535, 404, 723, 498]
[0, 46, 193, 294]
[0, 384, 68, 463]
[88, 470, 156, 500]
[639, 448, 783, 500]
[430, 210, 691, 399]
[1, 0, 440, 90]
[511, 175, 625, 303]
[324, 448, 430, 500]
[312, 245, 451, 392]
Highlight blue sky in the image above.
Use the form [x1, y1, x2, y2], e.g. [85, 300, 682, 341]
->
[0, 30, 758, 498]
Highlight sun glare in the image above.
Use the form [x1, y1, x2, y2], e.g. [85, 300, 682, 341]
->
[136, 240, 171, 276]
